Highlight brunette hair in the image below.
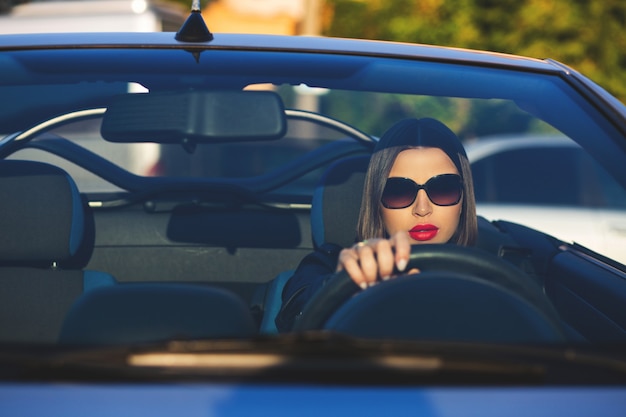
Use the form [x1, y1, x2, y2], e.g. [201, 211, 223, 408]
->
[356, 118, 477, 246]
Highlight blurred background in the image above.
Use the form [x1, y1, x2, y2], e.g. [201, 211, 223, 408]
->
[0, 0, 624, 105]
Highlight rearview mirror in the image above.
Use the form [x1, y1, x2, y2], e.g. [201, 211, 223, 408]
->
[101, 90, 287, 144]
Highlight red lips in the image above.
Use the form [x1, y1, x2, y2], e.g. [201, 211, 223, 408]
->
[409, 224, 439, 241]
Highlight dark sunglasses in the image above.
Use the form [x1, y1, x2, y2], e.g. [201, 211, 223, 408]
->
[381, 174, 463, 209]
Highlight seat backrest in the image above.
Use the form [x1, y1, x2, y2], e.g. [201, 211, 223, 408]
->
[0, 160, 116, 343]
[259, 156, 370, 334]
[311, 155, 370, 249]
[59, 283, 258, 345]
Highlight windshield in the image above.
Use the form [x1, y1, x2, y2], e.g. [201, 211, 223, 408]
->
[1, 40, 625, 355]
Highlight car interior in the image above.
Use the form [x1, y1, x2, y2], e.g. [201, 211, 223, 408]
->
[1, 129, 625, 346]
[1, 83, 625, 347]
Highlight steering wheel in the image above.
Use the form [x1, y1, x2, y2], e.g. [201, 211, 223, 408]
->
[293, 244, 565, 342]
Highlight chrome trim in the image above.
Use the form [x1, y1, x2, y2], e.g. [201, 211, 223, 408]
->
[14, 108, 107, 142]
[285, 109, 374, 144]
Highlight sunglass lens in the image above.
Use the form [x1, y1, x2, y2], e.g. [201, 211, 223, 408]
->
[381, 178, 415, 209]
[427, 175, 462, 206]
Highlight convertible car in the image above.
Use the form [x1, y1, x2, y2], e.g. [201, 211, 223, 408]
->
[1, 9, 625, 415]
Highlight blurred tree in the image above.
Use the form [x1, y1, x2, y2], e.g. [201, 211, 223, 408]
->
[323, 0, 626, 104]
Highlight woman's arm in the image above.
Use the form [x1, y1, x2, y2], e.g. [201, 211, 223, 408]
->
[275, 243, 342, 332]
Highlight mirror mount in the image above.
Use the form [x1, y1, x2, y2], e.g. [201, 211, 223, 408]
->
[181, 137, 197, 154]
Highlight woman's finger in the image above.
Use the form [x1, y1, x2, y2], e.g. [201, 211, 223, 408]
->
[355, 244, 379, 285]
[390, 231, 411, 272]
[370, 238, 395, 280]
[337, 247, 368, 289]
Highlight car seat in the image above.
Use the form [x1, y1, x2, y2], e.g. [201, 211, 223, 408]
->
[59, 283, 258, 345]
[0, 160, 116, 343]
[258, 155, 370, 333]
[309, 155, 370, 250]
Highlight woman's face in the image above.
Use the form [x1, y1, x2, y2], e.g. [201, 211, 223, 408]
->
[381, 147, 462, 244]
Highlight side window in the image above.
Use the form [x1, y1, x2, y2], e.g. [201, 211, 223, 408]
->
[472, 147, 580, 205]
[588, 158, 626, 209]
[471, 145, 626, 208]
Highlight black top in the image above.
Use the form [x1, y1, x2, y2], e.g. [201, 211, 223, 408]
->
[275, 243, 342, 332]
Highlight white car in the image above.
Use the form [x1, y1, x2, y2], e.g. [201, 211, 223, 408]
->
[467, 135, 626, 264]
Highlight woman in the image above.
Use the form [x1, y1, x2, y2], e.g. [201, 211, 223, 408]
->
[276, 117, 477, 332]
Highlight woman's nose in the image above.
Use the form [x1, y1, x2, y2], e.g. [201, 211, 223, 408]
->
[412, 189, 432, 216]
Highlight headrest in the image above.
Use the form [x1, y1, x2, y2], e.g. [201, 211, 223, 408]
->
[59, 283, 258, 345]
[0, 160, 85, 263]
[311, 155, 370, 249]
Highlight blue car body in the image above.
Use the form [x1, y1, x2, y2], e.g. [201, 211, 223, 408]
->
[0, 11, 625, 415]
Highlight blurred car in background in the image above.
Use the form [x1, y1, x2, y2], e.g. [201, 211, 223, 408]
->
[0, 0, 186, 33]
[468, 135, 626, 264]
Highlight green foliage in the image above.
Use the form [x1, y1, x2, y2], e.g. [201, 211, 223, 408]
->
[323, 0, 626, 104]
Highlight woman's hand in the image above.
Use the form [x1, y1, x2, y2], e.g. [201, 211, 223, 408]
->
[336, 231, 419, 289]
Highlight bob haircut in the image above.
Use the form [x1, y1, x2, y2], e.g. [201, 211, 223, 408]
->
[356, 117, 477, 246]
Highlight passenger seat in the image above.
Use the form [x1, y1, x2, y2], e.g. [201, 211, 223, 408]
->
[0, 160, 116, 343]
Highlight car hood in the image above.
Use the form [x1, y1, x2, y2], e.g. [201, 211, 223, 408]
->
[1, 332, 625, 385]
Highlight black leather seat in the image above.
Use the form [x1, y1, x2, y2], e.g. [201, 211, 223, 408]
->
[310, 155, 370, 249]
[59, 283, 258, 345]
[258, 156, 371, 334]
[0, 160, 116, 343]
